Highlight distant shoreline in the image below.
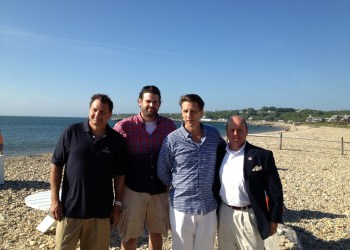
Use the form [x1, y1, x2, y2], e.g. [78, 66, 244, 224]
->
[2, 115, 347, 158]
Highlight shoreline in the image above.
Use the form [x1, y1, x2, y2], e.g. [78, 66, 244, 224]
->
[1, 122, 285, 158]
[1, 126, 350, 249]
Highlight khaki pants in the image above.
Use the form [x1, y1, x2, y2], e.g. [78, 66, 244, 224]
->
[218, 202, 264, 250]
[55, 217, 110, 250]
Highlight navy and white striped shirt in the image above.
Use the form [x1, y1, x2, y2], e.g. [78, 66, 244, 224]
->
[157, 124, 225, 215]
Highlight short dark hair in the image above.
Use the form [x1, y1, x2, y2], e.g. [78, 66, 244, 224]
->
[179, 94, 205, 110]
[90, 94, 114, 112]
[138, 85, 161, 102]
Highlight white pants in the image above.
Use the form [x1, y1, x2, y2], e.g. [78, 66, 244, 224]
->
[170, 207, 217, 250]
[218, 202, 264, 250]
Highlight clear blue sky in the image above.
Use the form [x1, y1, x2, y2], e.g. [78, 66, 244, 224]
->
[1, 0, 349, 117]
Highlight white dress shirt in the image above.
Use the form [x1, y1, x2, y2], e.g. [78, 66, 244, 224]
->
[219, 143, 251, 207]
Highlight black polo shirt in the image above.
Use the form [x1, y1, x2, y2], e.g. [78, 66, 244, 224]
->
[52, 120, 127, 218]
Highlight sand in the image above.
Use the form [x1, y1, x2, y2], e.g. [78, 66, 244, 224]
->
[0, 124, 349, 249]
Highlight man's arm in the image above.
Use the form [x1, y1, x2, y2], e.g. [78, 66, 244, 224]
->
[265, 151, 284, 223]
[50, 164, 63, 221]
[110, 175, 125, 225]
[114, 175, 125, 203]
[157, 139, 173, 187]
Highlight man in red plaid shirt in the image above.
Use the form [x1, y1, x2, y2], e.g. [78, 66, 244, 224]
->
[114, 85, 177, 250]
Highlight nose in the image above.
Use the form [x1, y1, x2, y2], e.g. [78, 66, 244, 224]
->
[94, 110, 103, 118]
[233, 129, 239, 135]
[186, 111, 193, 119]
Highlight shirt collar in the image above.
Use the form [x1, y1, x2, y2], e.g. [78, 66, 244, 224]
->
[179, 123, 206, 139]
[225, 141, 246, 156]
[83, 120, 90, 133]
[83, 119, 112, 136]
[136, 112, 161, 126]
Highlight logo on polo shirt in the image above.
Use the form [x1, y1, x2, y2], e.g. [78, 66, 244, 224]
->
[102, 147, 111, 154]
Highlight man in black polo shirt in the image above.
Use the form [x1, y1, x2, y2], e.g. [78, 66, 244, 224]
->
[50, 94, 128, 250]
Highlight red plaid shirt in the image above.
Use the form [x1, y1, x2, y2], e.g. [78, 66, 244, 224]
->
[113, 113, 177, 194]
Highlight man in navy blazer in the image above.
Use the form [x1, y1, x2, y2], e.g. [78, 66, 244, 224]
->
[214, 116, 283, 249]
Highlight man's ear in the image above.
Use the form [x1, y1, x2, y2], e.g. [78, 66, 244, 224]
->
[137, 98, 142, 107]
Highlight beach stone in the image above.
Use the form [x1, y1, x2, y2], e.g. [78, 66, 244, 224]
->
[1, 125, 349, 249]
[48, 241, 56, 248]
[29, 240, 37, 246]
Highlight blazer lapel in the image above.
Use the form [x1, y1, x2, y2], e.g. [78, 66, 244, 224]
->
[244, 142, 255, 179]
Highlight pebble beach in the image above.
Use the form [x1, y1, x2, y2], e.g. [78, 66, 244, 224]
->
[1, 124, 350, 249]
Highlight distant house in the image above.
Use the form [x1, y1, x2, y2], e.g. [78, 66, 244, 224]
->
[327, 115, 340, 122]
[306, 115, 313, 122]
[201, 116, 212, 122]
[326, 114, 350, 123]
[217, 118, 228, 123]
[339, 115, 350, 123]
[306, 115, 325, 123]
[314, 117, 325, 122]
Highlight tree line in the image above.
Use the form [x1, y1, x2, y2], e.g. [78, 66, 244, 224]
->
[114, 107, 350, 123]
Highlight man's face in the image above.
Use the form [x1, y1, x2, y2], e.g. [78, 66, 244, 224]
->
[89, 99, 112, 128]
[181, 101, 203, 129]
[226, 117, 248, 151]
[138, 93, 161, 119]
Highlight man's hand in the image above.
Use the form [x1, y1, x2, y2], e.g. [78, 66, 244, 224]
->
[269, 222, 278, 236]
[110, 205, 121, 226]
[50, 164, 63, 221]
[50, 200, 63, 221]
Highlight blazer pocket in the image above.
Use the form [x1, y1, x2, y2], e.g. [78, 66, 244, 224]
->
[252, 165, 263, 171]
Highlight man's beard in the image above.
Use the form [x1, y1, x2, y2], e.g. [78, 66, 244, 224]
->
[143, 109, 157, 118]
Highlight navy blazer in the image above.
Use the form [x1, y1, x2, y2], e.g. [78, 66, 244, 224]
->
[213, 142, 283, 240]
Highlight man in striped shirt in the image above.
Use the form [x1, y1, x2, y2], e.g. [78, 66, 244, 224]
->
[114, 86, 177, 250]
[158, 94, 225, 250]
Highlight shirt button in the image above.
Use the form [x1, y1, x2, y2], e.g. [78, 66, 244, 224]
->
[151, 165, 154, 168]
[150, 176, 153, 179]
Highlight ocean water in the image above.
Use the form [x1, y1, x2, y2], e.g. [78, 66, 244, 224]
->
[0, 116, 282, 157]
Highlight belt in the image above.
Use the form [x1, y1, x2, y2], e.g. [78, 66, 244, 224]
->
[226, 203, 252, 210]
